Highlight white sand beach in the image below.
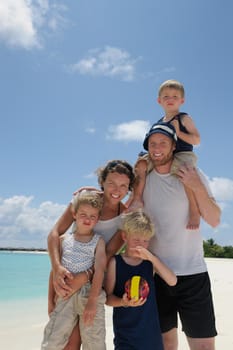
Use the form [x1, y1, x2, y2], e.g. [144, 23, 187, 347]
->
[0, 258, 232, 349]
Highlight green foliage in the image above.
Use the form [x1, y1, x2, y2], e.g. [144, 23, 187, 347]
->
[203, 239, 233, 258]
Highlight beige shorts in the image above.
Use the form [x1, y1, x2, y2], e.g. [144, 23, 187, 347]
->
[171, 151, 197, 174]
[136, 153, 153, 174]
[41, 283, 106, 350]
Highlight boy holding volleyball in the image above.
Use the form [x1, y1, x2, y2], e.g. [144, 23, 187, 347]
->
[105, 209, 177, 350]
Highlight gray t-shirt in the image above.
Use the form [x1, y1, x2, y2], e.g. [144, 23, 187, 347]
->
[143, 169, 212, 275]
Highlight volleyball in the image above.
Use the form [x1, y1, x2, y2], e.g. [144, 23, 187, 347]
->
[124, 275, 150, 301]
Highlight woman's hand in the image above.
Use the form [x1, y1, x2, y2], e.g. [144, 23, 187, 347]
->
[63, 271, 89, 299]
[53, 265, 74, 298]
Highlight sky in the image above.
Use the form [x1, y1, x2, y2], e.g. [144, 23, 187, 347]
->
[1, 0, 233, 248]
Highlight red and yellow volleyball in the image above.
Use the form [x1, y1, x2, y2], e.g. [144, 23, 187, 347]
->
[124, 275, 150, 301]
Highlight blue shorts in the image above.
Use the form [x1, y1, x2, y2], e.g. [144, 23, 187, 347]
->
[154, 272, 217, 338]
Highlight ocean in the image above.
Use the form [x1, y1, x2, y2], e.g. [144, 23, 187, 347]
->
[0, 251, 51, 301]
[0, 255, 232, 349]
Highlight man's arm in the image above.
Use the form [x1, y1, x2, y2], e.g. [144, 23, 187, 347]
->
[177, 165, 221, 227]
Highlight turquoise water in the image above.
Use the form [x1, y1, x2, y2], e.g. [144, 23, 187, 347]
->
[0, 251, 51, 301]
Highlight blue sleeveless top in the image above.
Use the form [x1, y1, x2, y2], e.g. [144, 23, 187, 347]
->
[112, 254, 163, 350]
[159, 112, 193, 153]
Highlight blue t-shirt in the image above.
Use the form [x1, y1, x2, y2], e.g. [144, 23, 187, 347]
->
[112, 255, 163, 350]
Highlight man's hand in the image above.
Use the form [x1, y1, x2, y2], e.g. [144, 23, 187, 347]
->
[53, 265, 74, 298]
[176, 164, 201, 190]
[176, 164, 221, 228]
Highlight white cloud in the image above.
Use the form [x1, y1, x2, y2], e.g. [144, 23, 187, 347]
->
[0, 0, 67, 49]
[1, 181, 233, 248]
[85, 127, 96, 134]
[107, 120, 150, 142]
[208, 177, 233, 202]
[69, 46, 139, 81]
[0, 0, 39, 48]
[0, 196, 66, 248]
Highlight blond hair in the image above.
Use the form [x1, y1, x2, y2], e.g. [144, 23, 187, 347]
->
[121, 209, 155, 238]
[158, 79, 185, 98]
[72, 190, 103, 214]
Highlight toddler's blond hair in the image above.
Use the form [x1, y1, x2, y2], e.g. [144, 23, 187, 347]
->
[158, 79, 185, 98]
[72, 190, 103, 214]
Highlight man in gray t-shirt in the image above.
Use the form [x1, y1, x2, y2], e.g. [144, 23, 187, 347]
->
[135, 122, 221, 350]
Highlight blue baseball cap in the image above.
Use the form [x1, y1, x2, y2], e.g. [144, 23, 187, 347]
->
[143, 122, 177, 151]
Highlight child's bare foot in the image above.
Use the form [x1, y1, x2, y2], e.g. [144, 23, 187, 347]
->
[186, 212, 200, 230]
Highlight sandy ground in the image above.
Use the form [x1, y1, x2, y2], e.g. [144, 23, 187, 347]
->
[0, 258, 232, 349]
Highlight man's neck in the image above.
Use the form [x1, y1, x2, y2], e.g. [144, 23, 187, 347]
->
[154, 161, 172, 174]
